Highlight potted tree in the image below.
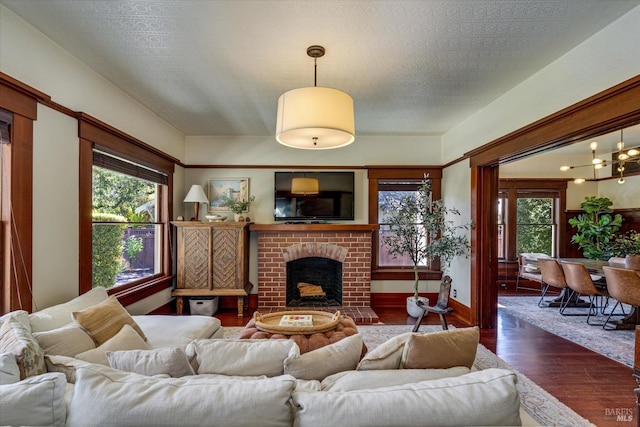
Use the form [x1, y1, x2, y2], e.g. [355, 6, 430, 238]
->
[219, 193, 255, 222]
[568, 196, 623, 260]
[380, 178, 471, 317]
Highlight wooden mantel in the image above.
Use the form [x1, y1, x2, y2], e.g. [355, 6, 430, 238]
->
[250, 223, 379, 233]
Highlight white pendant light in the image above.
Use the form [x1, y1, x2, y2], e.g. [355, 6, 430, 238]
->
[276, 46, 355, 149]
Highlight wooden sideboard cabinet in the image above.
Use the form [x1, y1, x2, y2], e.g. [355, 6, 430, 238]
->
[172, 221, 252, 317]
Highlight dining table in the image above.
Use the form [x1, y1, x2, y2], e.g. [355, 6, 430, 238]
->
[558, 257, 638, 330]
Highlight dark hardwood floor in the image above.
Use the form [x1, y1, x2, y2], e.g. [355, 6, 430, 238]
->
[214, 303, 636, 426]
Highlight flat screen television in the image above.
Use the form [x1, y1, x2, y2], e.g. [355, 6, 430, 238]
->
[274, 172, 354, 222]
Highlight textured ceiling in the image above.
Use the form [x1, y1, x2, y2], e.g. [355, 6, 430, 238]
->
[2, 0, 638, 137]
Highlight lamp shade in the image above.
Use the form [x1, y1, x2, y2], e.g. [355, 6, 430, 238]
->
[291, 177, 319, 195]
[183, 185, 209, 203]
[276, 86, 355, 149]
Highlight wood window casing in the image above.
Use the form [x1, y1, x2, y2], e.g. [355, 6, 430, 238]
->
[367, 166, 443, 281]
[78, 115, 176, 305]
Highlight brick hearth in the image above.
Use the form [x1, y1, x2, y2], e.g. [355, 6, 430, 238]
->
[252, 224, 379, 323]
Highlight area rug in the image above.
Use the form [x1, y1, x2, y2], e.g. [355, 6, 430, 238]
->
[223, 324, 592, 427]
[499, 295, 634, 367]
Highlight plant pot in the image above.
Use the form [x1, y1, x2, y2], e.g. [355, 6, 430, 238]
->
[234, 213, 244, 222]
[406, 296, 429, 318]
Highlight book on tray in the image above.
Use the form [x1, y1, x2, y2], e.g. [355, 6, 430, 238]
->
[279, 314, 313, 327]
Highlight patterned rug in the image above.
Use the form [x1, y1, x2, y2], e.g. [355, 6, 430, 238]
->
[499, 295, 634, 367]
[223, 324, 593, 427]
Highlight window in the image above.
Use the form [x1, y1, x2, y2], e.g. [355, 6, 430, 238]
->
[78, 116, 176, 301]
[368, 167, 443, 280]
[92, 152, 166, 289]
[498, 179, 567, 262]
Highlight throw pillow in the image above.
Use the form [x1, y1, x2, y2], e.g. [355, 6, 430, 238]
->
[400, 326, 479, 369]
[75, 324, 151, 366]
[0, 317, 46, 379]
[72, 296, 147, 345]
[187, 339, 300, 377]
[45, 354, 90, 384]
[0, 310, 30, 330]
[34, 324, 96, 357]
[284, 333, 363, 381]
[0, 372, 67, 426]
[29, 287, 109, 332]
[106, 347, 195, 377]
[356, 332, 413, 370]
[0, 352, 21, 384]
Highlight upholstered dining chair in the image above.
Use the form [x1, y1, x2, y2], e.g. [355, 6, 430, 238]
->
[602, 266, 640, 330]
[413, 276, 453, 332]
[537, 258, 568, 308]
[559, 261, 612, 324]
[515, 254, 544, 294]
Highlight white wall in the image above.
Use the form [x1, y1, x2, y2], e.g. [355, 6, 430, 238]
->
[1, 5, 186, 311]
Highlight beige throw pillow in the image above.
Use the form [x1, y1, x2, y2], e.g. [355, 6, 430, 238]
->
[356, 332, 413, 370]
[0, 317, 46, 379]
[72, 296, 146, 345]
[284, 334, 363, 381]
[34, 324, 96, 357]
[75, 324, 151, 366]
[400, 326, 479, 369]
[106, 347, 195, 377]
[187, 339, 299, 377]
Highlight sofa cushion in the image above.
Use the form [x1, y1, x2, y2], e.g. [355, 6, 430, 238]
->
[284, 333, 363, 381]
[133, 314, 222, 348]
[356, 332, 413, 370]
[321, 367, 471, 391]
[0, 317, 46, 379]
[72, 296, 147, 345]
[292, 368, 521, 427]
[401, 326, 479, 369]
[34, 324, 96, 357]
[187, 338, 299, 377]
[75, 324, 151, 366]
[0, 372, 67, 426]
[0, 352, 21, 385]
[106, 347, 195, 377]
[66, 364, 296, 427]
[29, 287, 109, 332]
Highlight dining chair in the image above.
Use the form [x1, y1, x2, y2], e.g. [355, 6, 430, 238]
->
[537, 258, 568, 308]
[626, 254, 640, 270]
[413, 276, 453, 332]
[515, 254, 544, 294]
[559, 261, 613, 324]
[602, 266, 640, 330]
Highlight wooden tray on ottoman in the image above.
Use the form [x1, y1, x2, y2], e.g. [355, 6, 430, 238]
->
[253, 310, 341, 335]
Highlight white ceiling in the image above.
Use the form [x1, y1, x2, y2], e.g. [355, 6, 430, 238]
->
[2, 0, 638, 139]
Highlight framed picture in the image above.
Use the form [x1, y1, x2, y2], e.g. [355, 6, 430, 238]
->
[208, 178, 250, 212]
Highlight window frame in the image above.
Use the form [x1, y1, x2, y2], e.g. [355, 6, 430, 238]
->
[78, 115, 175, 305]
[498, 179, 568, 263]
[368, 167, 443, 281]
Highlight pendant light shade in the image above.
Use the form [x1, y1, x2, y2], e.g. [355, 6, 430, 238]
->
[276, 87, 355, 149]
[291, 177, 319, 195]
[276, 45, 355, 150]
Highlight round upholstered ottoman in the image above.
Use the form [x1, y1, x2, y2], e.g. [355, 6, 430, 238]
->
[240, 314, 366, 355]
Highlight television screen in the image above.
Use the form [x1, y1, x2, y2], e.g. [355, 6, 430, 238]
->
[274, 172, 354, 221]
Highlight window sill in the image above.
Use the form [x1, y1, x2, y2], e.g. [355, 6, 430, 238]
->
[108, 275, 174, 307]
[372, 268, 442, 281]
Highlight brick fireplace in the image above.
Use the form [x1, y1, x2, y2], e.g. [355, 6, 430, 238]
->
[252, 224, 377, 310]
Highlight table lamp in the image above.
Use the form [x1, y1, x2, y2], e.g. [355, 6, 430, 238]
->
[183, 184, 209, 221]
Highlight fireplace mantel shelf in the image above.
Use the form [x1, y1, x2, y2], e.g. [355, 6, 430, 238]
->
[250, 223, 379, 233]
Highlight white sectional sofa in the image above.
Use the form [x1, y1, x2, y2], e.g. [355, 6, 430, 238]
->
[0, 289, 523, 426]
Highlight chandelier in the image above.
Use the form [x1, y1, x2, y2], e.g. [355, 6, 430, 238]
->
[560, 130, 639, 184]
[275, 45, 355, 149]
